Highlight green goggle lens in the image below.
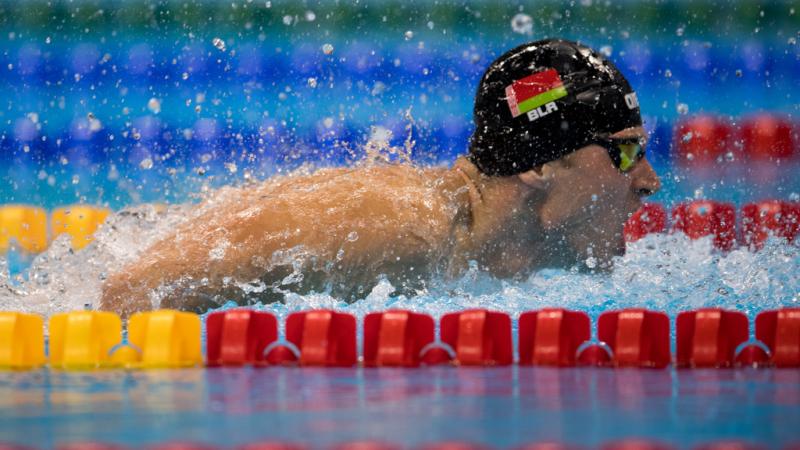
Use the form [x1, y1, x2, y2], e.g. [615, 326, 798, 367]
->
[617, 142, 644, 171]
[594, 138, 646, 172]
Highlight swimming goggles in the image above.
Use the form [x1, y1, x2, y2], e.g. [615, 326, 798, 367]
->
[593, 137, 647, 172]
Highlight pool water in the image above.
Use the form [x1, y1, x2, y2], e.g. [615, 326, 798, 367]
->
[2, 367, 799, 448]
[2, 146, 800, 448]
[2, 1, 800, 445]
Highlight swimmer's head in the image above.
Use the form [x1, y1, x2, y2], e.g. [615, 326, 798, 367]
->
[468, 39, 643, 176]
[465, 39, 660, 268]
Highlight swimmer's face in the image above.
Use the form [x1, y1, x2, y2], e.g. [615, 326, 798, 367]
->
[533, 126, 661, 266]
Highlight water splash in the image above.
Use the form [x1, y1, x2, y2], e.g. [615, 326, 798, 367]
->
[1, 129, 797, 321]
[2, 205, 796, 325]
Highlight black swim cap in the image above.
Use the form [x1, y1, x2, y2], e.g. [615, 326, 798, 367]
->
[469, 39, 642, 176]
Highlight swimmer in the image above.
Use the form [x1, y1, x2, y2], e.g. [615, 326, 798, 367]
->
[100, 38, 660, 316]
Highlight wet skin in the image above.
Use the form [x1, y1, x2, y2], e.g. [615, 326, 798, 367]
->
[100, 126, 660, 316]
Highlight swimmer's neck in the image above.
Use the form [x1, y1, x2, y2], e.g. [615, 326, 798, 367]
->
[448, 157, 553, 278]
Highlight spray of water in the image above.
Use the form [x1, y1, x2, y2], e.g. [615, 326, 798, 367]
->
[0, 200, 797, 323]
[0, 130, 797, 323]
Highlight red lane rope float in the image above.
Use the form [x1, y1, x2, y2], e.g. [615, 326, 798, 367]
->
[623, 203, 667, 243]
[741, 200, 800, 249]
[597, 309, 671, 369]
[674, 115, 733, 167]
[676, 308, 749, 368]
[671, 200, 737, 251]
[206, 309, 278, 367]
[622, 199, 800, 250]
[363, 310, 435, 367]
[738, 114, 797, 162]
[438, 309, 513, 366]
[270, 309, 358, 367]
[754, 308, 800, 368]
[517, 308, 590, 367]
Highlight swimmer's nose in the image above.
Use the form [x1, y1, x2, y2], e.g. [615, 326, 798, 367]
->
[631, 158, 661, 197]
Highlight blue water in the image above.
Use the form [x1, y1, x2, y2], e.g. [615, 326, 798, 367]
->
[1, 367, 798, 448]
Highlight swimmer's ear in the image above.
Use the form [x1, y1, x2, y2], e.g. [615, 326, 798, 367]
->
[517, 162, 557, 190]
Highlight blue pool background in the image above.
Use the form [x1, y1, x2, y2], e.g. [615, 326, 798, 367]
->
[1, 0, 799, 210]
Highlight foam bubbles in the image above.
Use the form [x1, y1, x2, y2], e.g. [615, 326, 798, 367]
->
[1, 199, 798, 325]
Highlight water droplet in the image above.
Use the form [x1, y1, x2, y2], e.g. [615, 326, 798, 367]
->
[139, 157, 153, 170]
[147, 98, 161, 114]
[676, 26, 685, 36]
[212, 37, 226, 52]
[585, 256, 597, 269]
[89, 117, 102, 132]
[664, 69, 672, 78]
[404, 30, 414, 40]
[599, 45, 613, 57]
[282, 15, 293, 26]
[305, 10, 316, 21]
[725, 152, 735, 162]
[321, 43, 334, 55]
[676, 103, 689, 115]
[735, 69, 743, 77]
[510, 13, 533, 35]
[371, 81, 386, 96]
[181, 72, 189, 80]
[346, 231, 359, 242]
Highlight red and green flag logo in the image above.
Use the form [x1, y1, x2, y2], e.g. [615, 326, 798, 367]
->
[505, 69, 568, 118]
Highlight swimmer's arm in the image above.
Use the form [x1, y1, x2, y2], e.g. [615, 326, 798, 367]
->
[100, 175, 427, 316]
[99, 231, 226, 316]
[99, 203, 295, 315]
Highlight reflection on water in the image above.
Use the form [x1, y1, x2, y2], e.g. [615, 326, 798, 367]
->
[1, 368, 798, 447]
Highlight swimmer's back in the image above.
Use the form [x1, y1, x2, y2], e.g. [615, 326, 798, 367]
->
[101, 162, 469, 314]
